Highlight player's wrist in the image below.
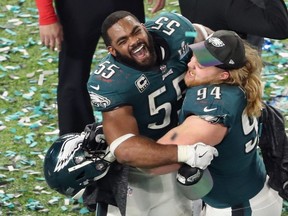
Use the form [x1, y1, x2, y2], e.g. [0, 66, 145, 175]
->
[177, 145, 194, 166]
[110, 133, 135, 157]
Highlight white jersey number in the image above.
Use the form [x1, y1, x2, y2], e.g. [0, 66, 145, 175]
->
[242, 112, 259, 153]
[151, 16, 180, 36]
[148, 74, 184, 129]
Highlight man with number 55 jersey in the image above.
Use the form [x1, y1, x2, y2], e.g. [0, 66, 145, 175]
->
[87, 11, 215, 216]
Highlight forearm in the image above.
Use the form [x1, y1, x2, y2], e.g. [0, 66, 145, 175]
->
[144, 164, 181, 175]
[35, 0, 58, 25]
[113, 135, 179, 168]
[262, 0, 288, 38]
[227, 0, 288, 39]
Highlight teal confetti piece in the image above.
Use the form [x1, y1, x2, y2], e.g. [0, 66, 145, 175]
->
[22, 94, 33, 100]
[0, 72, 6, 77]
[14, 135, 23, 140]
[35, 177, 45, 181]
[5, 29, 16, 36]
[41, 93, 50, 99]
[61, 206, 68, 211]
[30, 151, 42, 155]
[5, 151, 16, 157]
[25, 137, 33, 144]
[29, 123, 41, 129]
[79, 207, 90, 214]
[10, 128, 17, 133]
[7, 5, 21, 12]
[0, 65, 7, 71]
[29, 142, 38, 147]
[185, 31, 197, 38]
[37, 61, 44, 66]
[0, 174, 7, 178]
[22, 174, 28, 179]
[27, 8, 38, 13]
[0, 37, 15, 45]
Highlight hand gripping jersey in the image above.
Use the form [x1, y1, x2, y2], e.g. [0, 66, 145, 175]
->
[88, 12, 195, 140]
[179, 84, 266, 208]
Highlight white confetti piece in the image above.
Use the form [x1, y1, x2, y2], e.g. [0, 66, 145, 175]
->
[0, 125, 6, 131]
[0, 47, 10, 53]
[64, 198, 70, 205]
[38, 74, 44, 85]
[38, 154, 45, 160]
[279, 52, 288, 58]
[26, 72, 35, 78]
[0, 55, 7, 61]
[7, 165, 14, 171]
[44, 129, 60, 135]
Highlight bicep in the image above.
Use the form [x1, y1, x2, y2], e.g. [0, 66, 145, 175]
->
[102, 106, 139, 144]
[158, 115, 227, 147]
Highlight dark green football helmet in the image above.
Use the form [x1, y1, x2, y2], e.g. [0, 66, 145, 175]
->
[44, 130, 114, 199]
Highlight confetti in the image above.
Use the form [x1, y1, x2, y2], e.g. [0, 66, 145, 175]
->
[0, 2, 287, 216]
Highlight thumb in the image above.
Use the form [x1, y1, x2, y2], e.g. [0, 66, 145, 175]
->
[212, 147, 219, 157]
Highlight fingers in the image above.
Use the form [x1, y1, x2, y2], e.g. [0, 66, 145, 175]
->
[39, 23, 63, 51]
[55, 38, 62, 52]
[41, 36, 62, 51]
[150, 0, 166, 14]
[213, 147, 219, 157]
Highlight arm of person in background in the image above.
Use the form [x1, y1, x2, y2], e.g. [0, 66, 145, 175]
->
[147, 115, 227, 175]
[102, 106, 218, 169]
[192, 24, 214, 42]
[227, 0, 288, 39]
[35, 0, 63, 51]
[147, 0, 166, 14]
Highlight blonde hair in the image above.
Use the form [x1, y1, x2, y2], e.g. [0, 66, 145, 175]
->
[224, 42, 263, 117]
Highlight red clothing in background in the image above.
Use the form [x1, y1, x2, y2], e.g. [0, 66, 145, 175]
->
[35, 0, 58, 25]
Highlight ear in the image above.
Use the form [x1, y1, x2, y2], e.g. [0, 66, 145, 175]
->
[219, 71, 230, 80]
[108, 46, 116, 56]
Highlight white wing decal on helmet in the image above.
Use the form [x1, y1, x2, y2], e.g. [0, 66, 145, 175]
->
[54, 134, 84, 172]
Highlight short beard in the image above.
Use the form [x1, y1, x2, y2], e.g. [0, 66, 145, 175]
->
[115, 34, 156, 71]
[185, 74, 223, 87]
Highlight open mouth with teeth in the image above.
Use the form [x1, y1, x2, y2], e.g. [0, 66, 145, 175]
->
[131, 44, 149, 62]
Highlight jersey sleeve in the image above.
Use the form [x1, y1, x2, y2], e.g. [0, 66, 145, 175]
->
[87, 56, 139, 112]
[35, 0, 58, 25]
[145, 12, 196, 60]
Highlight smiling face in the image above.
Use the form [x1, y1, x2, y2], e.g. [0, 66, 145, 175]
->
[184, 56, 230, 87]
[107, 15, 156, 70]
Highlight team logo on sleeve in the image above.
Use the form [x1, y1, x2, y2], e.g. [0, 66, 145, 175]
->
[89, 91, 111, 108]
[135, 74, 150, 93]
[178, 41, 190, 60]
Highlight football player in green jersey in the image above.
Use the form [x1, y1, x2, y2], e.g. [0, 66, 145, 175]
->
[153, 30, 283, 216]
[87, 11, 217, 216]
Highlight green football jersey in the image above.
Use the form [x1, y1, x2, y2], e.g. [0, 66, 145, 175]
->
[88, 12, 195, 140]
[179, 84, 266, 208]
